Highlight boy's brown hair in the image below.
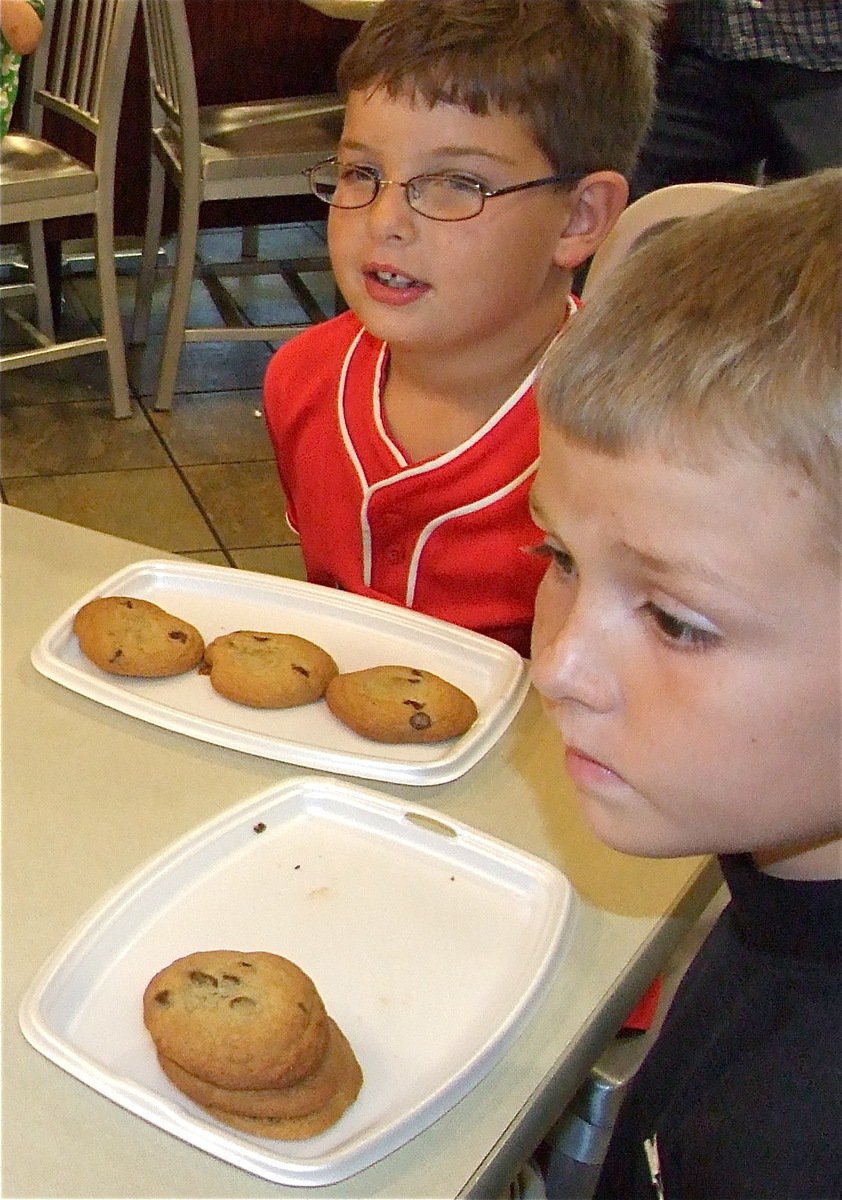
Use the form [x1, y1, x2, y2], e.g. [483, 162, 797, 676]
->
[538, 169, 842, 548]
[336, 0, 664, 178]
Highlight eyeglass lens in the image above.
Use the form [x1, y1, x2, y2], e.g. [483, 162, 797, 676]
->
[307, 162, 485, 221]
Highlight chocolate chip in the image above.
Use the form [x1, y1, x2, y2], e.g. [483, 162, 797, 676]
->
[169, 630, 187, 642]
[155, 989, 171, 1006]
[292, 663, 310, 677]
[229, 996, 257, 1009]
[253, 822, 266, 833]
[252, 635, 269, 642]
[189, 970, 218, 987]
[221, 974, 241, 985]
[409, 711, 433, 730]
[403, 699, 425, 711]
[109, 648, 123, 662]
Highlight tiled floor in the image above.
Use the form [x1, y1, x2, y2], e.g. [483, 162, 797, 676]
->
[0, 221, 337, 581]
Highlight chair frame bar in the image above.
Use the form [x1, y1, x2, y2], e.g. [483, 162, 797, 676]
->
[0, 0, 139, 418]
[131, 0, 342, 410]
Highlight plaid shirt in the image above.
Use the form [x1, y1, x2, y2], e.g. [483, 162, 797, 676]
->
[676, 1, 842, 70]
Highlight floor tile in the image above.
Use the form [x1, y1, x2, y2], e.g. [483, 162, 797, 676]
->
[178, 548, 232, 568]
[0, 286, 119, 407]
[144, 390, 275, 466]
[1, 224, 335, 584]
[231, 544, 307, 580]
[123, 275, 241, 340]
[3, 468, 220, 552]
[298, 270, 343, 319]
[130, 336, 276, 402]
[197, 222, 328, 263]
[180, 461, 292, 549]
[219, 273, 315, 327]
[0, 400, 167, 478]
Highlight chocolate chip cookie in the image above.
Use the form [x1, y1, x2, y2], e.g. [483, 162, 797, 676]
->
[325, 665, 478, 743]
[156, 1017, 361, 1120]
[143, 950, 329, 1090]
[73, 596, 204, 677]
[202, 631, 338, 708]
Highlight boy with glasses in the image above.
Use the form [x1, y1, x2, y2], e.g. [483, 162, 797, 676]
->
[263, 0, 662, 657]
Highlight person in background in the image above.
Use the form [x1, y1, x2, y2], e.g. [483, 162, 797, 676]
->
[0, 0, 44, 139]
[263, 0, 663, 658]
[530, 169, 841, 1199]
[631, 0, 842, 196]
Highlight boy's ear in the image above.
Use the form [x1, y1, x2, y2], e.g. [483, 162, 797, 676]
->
[553, 171, 629, 270]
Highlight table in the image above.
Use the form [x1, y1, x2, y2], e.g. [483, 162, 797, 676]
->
[297, 0, 380, 20]
[1, 505, 719, 1198]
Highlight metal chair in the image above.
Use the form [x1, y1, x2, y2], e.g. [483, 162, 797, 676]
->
[535, 887, 729, 1199]
[130, 0, 344, 411]
[0, 0, 138, 419]
[582, 181, 757, 301]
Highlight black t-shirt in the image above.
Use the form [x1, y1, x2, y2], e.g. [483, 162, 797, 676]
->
[594, 853, 842, 1200]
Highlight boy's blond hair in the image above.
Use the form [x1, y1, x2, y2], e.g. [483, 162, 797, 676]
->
[337, 0, 664, 179]
[538, 170, 842, 548]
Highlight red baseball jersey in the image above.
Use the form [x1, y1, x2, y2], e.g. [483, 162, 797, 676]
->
[263, 309, 575, 657]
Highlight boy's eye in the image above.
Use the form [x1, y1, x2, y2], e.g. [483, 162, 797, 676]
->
[644, 603, 720, 651]
[438, 173, 484, 194]
[339, 163, 378, 183]
[524, 541, 576, 577]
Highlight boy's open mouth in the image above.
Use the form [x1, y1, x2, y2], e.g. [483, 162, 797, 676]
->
[362, 264, 431, 304]
[369, 268, 419, 289]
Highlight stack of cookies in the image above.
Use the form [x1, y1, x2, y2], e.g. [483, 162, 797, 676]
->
[143, 950, 363, 1139]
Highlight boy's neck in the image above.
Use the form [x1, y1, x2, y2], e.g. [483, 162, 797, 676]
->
[754, 835, 842, 881]
[381, 293, 573, 462]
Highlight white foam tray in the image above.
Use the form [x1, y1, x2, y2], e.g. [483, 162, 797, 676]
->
[20, 777, 575, 1186]
[31, 559, 530, 786]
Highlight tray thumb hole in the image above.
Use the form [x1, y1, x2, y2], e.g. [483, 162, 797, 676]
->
[403, 812, 458, 839]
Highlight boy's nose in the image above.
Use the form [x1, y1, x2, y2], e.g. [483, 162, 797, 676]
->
[365, 179, 418, 237]
[530, 600, 619, 715]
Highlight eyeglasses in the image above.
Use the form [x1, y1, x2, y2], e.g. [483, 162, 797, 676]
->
[303, 157, 575, 222]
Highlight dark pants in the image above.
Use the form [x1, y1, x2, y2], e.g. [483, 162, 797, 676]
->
[631, 47, 842, 199]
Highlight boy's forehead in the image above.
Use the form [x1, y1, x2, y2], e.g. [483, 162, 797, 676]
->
[534, 426, 836, 571]
[343, 84, 541, 154]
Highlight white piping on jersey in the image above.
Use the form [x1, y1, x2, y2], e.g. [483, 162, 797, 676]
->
[404, 458, 538, 605]
[370, 342, 407, 468]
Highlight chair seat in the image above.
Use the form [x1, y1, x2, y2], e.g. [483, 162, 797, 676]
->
[0, 134, 96, 207]
[155, 94, 343, 185]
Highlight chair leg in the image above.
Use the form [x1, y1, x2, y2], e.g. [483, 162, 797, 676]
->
[131, 153, 166, 345]
[242, 225, 259, 258]
[154, 176, 200, 411]
[94, 212, 132, 419]
[27, 220, 56, 341]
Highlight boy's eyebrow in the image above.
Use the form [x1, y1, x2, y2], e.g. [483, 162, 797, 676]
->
[530, 493, 736, 594]
[338, 137, 520, 168]
[622, 543, 731, 590]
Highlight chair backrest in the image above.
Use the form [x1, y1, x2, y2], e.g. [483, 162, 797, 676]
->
[23, 0, 139, 175]
[582, 181, 757, 300]
[140, 0, 201, 168]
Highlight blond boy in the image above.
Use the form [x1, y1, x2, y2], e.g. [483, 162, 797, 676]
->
[531, 169, 841, 1198]
[263, 0, 662, 656]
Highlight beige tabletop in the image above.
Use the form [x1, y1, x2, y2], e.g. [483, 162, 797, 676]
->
[297, 0, 380, 20]
[1, 505, 718, 1198]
